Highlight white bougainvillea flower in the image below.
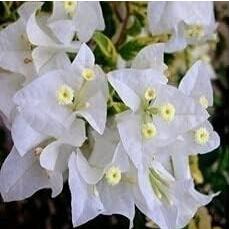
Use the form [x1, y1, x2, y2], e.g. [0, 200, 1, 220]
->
[68, 152, 105, 227]
[0, 2, 42, 80]
[179, 120, 220, 155]
[12, 112, 86, 157]
[137, 155, 217, 229]
[137, 160, 178, 229]
[14, 43, 108, 137]
[108, 69, 209, 166]
[0, 147, 63, 202]
[131, 43, 168, 75]
[148, 2, 217, 52]
[72, 122, 135, 227]
[179, 60, 215, 109]
[171, 153, 218, 228]
[26, 10, 81, 74]
[0, 109, 86, 202]
[49, 1, 105, 42]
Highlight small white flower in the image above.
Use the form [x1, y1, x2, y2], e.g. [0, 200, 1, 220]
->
[49, 1, 105, 42]
[179, 60, 215, 109]
[14, 43, 108, 136]
[147, 2, 217, 52]
[108, 68, 208, 167]
[69, 122, 136, 228]
[0, 2, 42, 80]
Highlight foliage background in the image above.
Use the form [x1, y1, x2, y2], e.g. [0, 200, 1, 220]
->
[0, 1, 228, 229]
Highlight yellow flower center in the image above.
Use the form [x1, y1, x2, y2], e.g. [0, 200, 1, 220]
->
[142, 122, 157, 139]
[199, 95, 209, 109]
[144, 87, 156, 101]
[56, 84, 74, 105]
[64, 1, 77, 17]
[160, 103, 175, 122]
[185, 24, 205, 39]
[194, 127, 209, 145]
[105, 166, 122, 186]
[82, 68, 95, 81]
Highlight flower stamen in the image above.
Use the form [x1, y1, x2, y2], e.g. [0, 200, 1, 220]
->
[185, 24, 205, 39]
[142, 122, 157, 139]
[82, 68, 95, 81]
[56, 84, 74, 105]
[199, 95, 209, 109]
[144, 87, 157, 101]
[194, 127, 209, 145]
[105, 166, 122, 186]
[160, 103, 175, 122]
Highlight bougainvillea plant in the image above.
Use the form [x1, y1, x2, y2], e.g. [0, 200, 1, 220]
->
[0, 2, 220, 229]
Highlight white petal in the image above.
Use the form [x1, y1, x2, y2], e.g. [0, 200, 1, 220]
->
[58, 118, 86, 147]
[12, 113, 47, 156]
[116, 111, 143, 168]
[137, 166, 177, 229]
[77, 149, 104, 184]
[147, 2, 169, 34]
[171, 153, 192, 180]
[18, 2, 43, 24]
[14, 70, 74, 136]
[184, 121, 220, 155]
[111, 142, 130, 172]
[77, 91, 107, 134]
[74, 2, 105, 42]
[72, 43, 95, 68]
[48, 20, 75, 45]
[132, 43, 167, 73]
[179, 60, 214, 107]
[27, 12, 59, 47]
[40, 141, 73, 172]
[32, 47, 71, 74]
[0, 20, 35, 77]
[68, 152, 104, 227]
[0, 71, 23, 120]
[108, 69, 167, 111]
[153, 84, 209, 146]
[175, 179, 218, 228]
[164, 24, 187, 53]
[89, 119, 120, 168]
[0, 147, 62, 202]
[97, 180, 135, 222]
[48, 2, 68, 22]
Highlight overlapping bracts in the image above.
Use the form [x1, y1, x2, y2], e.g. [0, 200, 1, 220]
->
[0, 2, 220, 229]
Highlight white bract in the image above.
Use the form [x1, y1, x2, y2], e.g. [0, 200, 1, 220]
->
[68, 123, 136, 227]
[26, 8, 81, 74]
[108, 67, 208, 167]
[0, 2, 42, 81]
[49, 1, 105, 42]
[148, 2, 217, 53]
[14, 43, 108, 137]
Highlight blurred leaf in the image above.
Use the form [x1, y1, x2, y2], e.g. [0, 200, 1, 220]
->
[119, 34, 171, 61]
[93, 32, 118, 68]
[119, 36, 154, 60]
[126, 16, 142, 36]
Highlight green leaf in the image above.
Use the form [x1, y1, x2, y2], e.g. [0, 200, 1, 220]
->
[126, 16, 142, 36]
[93, 32, 118, 68]
[119, 36, 155, 61]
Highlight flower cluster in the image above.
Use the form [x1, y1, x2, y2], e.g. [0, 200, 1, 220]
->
[0, 2, 220, 229]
